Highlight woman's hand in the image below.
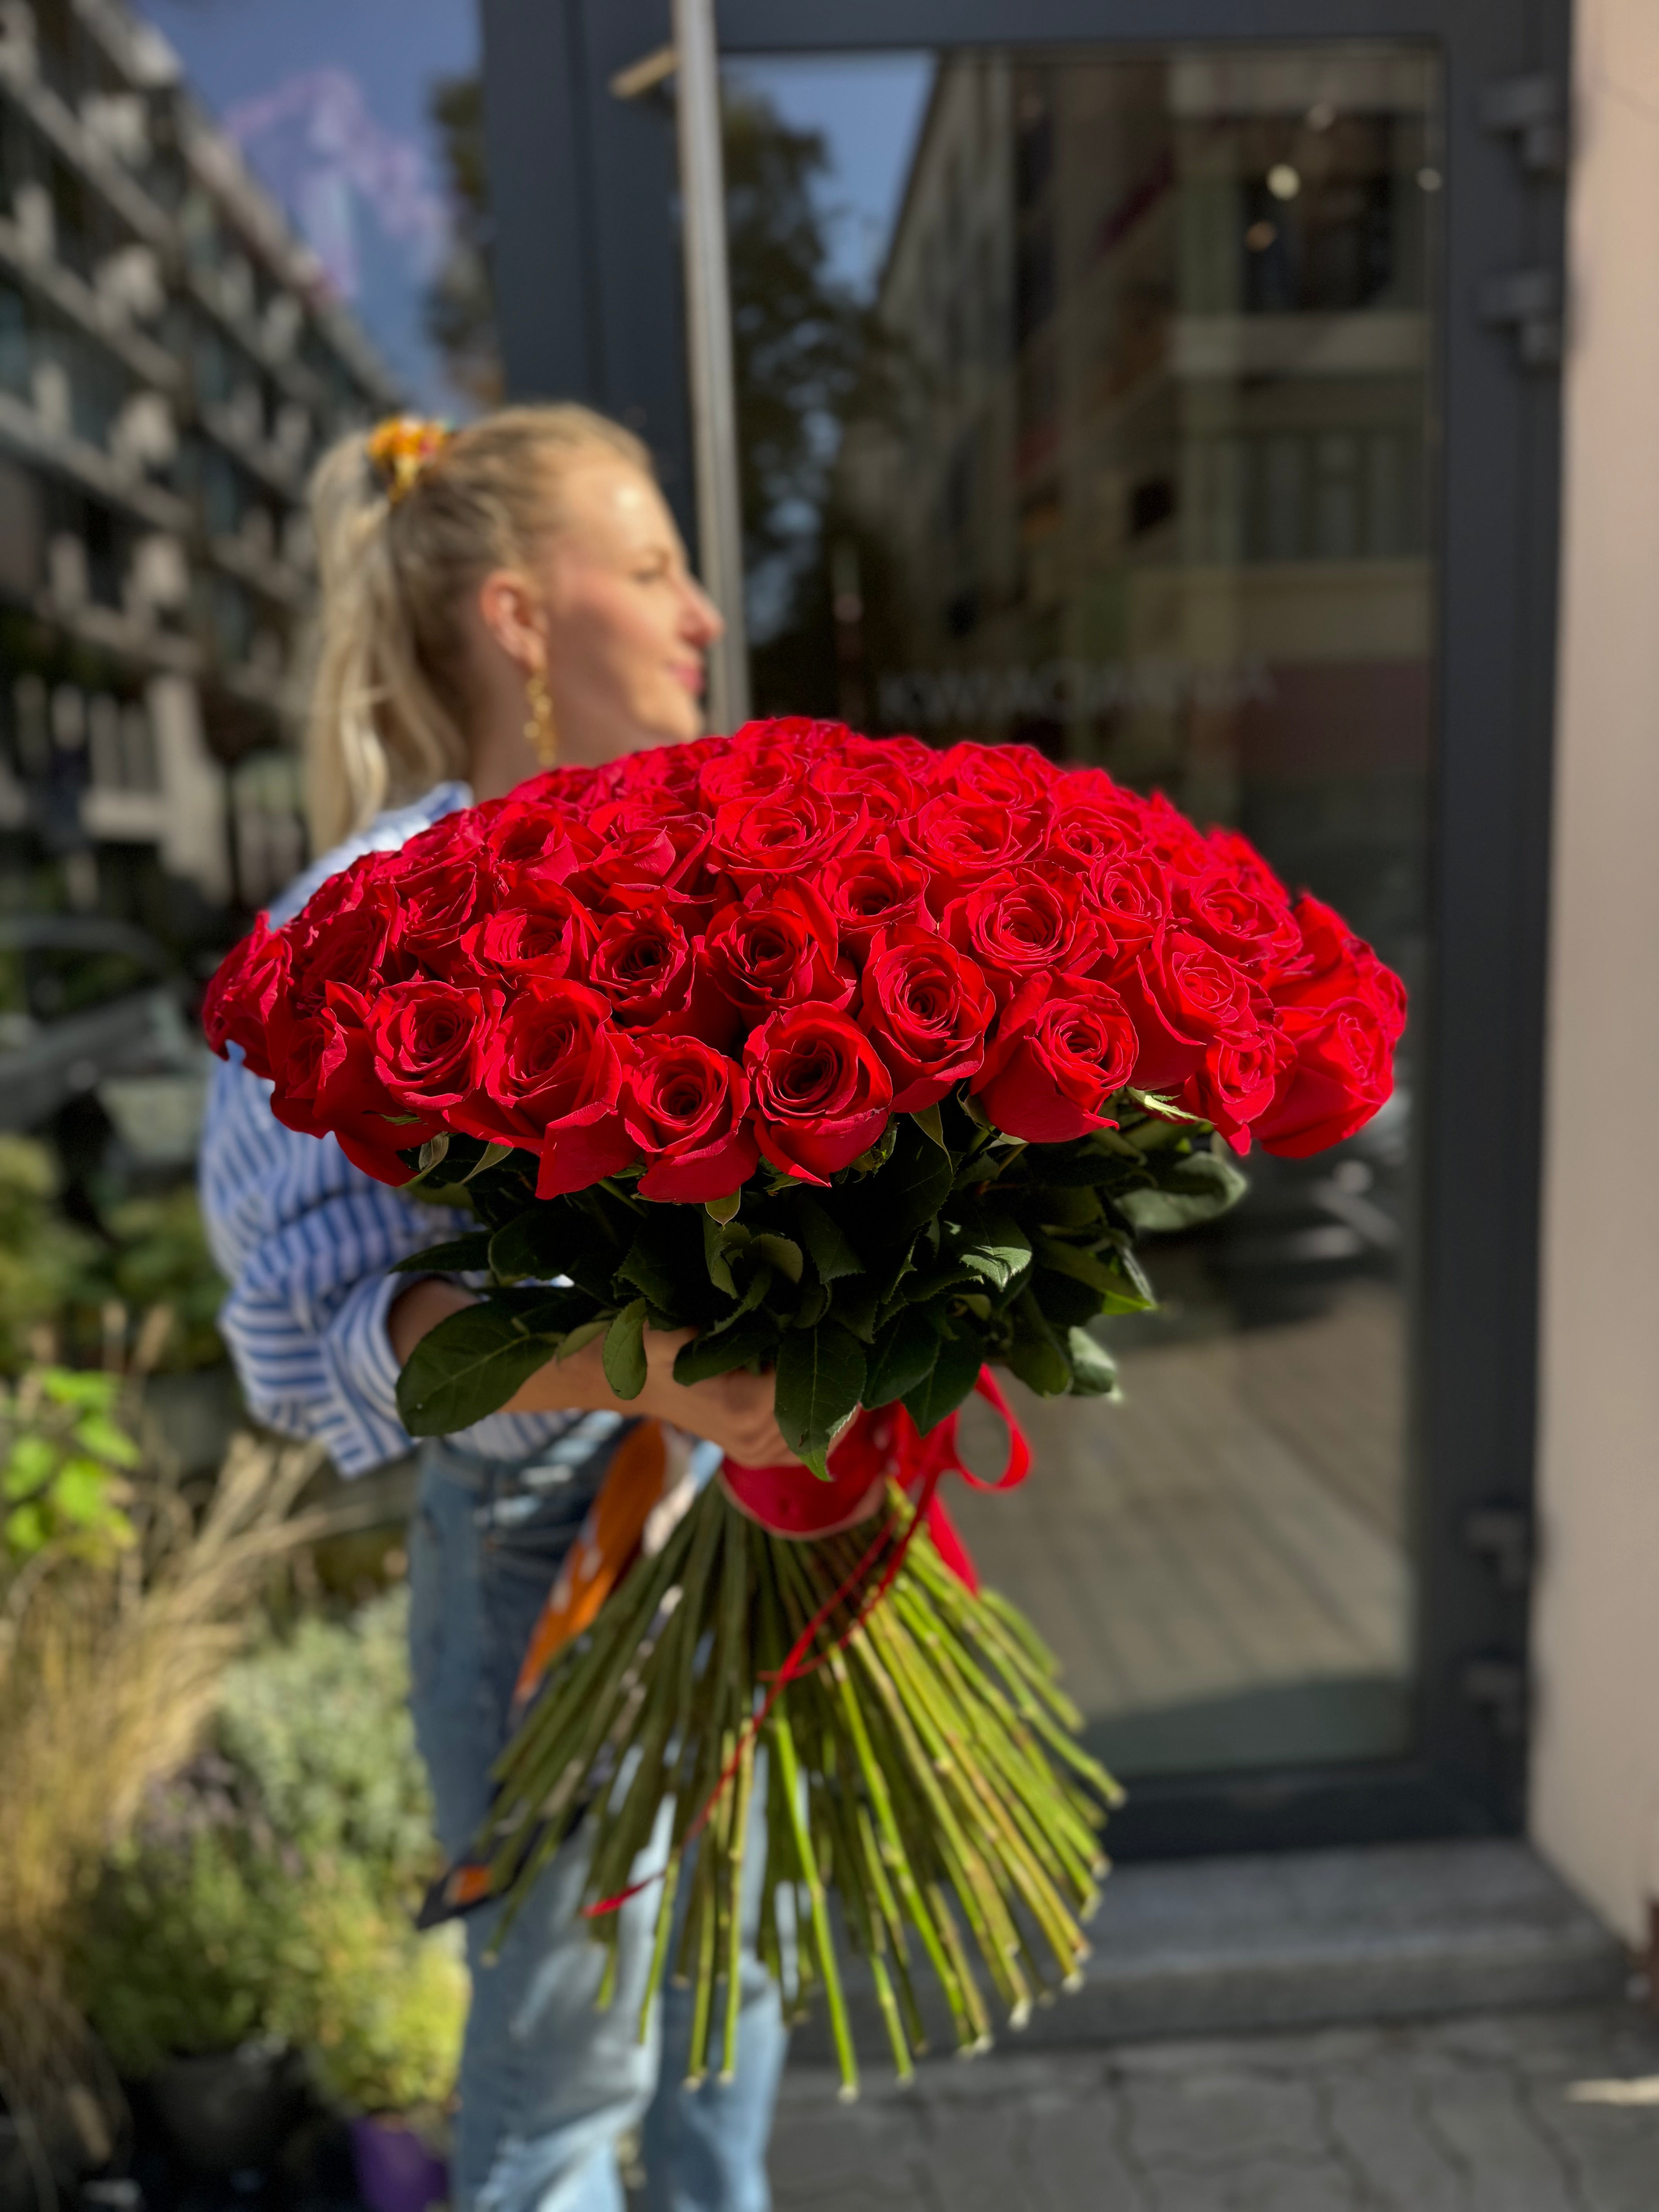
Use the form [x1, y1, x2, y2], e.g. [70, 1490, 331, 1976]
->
[389, 1282, 797, 1468]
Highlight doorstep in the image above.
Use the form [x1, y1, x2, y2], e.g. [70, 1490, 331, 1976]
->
[786, 1839, 1630, 2065]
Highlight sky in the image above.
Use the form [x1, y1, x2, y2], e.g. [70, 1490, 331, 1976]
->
[140, 0, 480, 409]
[723, 52, 936, 301]
[135, 7, 934, 406]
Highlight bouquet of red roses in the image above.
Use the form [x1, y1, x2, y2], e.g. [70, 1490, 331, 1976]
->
[204, 718, 1405, 2092]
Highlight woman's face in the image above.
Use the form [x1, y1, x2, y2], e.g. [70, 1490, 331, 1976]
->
[533, 459, 722, 762]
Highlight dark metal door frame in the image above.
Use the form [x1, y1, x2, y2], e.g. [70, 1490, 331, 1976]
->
[479, 0, 1568, 1858]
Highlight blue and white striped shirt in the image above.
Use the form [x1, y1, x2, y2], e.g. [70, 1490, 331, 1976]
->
[199, 781, 615, 1477]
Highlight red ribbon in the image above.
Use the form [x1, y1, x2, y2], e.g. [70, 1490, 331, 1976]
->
[583, 1369, 1029, 1918]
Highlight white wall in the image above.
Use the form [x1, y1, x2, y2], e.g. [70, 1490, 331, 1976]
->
[1530, 0, 1659, 1943]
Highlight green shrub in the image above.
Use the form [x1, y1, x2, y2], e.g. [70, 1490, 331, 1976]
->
[0, 1366, 139, 1563]
[214, 1590, 438, 1899]
[285, 1870, 467, 2118]
[0, 1138, 98, 1369]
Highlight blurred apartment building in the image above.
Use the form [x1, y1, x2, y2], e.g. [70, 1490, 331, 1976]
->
[838, 48, 1435, 1005]
[0, 0, 395, 961]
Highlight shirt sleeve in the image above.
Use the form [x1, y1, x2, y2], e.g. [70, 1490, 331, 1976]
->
[199, 1054, 579, 1476]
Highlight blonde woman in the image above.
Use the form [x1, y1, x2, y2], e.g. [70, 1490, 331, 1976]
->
[200, 408, 792, 2212]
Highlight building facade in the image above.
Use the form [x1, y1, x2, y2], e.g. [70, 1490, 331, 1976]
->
[0, 0, 396, 969]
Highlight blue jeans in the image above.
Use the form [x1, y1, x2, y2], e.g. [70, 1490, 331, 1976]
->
[407, 1435, 789, 2212]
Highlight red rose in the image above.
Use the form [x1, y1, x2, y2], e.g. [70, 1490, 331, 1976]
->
[905, 793, 1046, 898]
[203, 916, 289, 1078]
[941, 871, 1106, 1006]
[809, 742, 928, 834]
[587, 902, 732, 1043]
[697, 729, 816, 807]
[1087, 856, 1170, 957]
[857, 926, 994, 1112]
[579, 798, 713, 908]
[512, 763, 606, 811]
[1113, 929, 1262, 1092]
[701, 881, 851, 1023]
[708, 785, 857, 886]
[938, 741, 1058, 812]
[461, 895, 595, 986]
[1137, 790, 1215, 878]
[371, 980, 497, 1116]
[1183, 1024, 1297, 1154]
[1275, 896, 1408, 1041]
[744, 1006, 893, 1185]
[1044, 802, 1139, 877]
[271, 984, 436, 1186]
[389, 851, 492, 961]
[1178, 870, 1305, 979]
[815, 848, 934, 952]
[621, 1036, 758, 1202]
[1253, 997, 1395, 1159]
[460, 979, 638, 1197]
[484, 800, 600, 879]
[970, 975, 1137, 1143]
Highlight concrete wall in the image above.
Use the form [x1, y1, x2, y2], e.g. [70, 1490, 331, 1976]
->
[1530, 0, 1659, 1945]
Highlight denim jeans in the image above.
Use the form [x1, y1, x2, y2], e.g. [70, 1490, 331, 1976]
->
[407, 1433, 789, 2212]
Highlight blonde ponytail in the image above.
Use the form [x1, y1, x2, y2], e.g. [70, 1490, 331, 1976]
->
[302, 403, 653, 852]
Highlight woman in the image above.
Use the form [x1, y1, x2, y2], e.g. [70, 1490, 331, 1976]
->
[201, 406, 793, 2212]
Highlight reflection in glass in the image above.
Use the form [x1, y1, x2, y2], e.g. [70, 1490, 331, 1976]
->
[727, 46, 1438, 1776]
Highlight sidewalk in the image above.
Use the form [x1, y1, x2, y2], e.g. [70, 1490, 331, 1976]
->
[771, 2002, 1659, 2211]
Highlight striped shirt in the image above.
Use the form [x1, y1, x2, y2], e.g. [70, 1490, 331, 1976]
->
[199, 781, 617, 1478]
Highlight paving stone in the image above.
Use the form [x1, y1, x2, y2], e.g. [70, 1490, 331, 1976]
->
[769, 2004, 1659, 2212]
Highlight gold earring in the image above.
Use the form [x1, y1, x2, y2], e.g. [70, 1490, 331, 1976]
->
[524, 663, 558, 768]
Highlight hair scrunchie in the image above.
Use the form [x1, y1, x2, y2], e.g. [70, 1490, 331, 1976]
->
[366, 415, 453, 505]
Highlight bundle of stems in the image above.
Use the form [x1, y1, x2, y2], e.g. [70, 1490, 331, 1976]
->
[484, 1483, 1121, 2095]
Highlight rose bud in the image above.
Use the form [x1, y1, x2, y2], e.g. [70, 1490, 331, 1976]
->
[1253, 996, 1397, 1158]
[1274, 896, 1408, 1041]
[454, 978, 639, 1197]
[1177, 871, 1305, 980]
[858, 926, 994, 1112]
[588, 901, 734, 1046]
[941, 872, 1107, 1006]
[1183, 1024, 1298, 1154]
[1086, 855, 1170, 957]
[371, 979, 499, 1118]
[815, 849, 934, 952]
[621, 1036, 759, 1203]
[702, 881, 852, 1022]
[272, 983, 440, 1186]
[708, 785, 858, 886]
[971, 974, 1138, 1143]
[744, 1005, 894, 1185]
[905, 793, 1047, 902]
[462, 893, 595, 987]
[1111, 928, 1262, 1093]
[203, 915, 290, 1079]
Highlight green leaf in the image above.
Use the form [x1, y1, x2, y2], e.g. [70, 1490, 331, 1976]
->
[673, 1315, 776, 1384]
[602, 1298, 651, 1401]
[1021, 1135, 1139, 1185]
[864, 1305, 946, 1409]
[842, 1119, 955, 1249]
[617, 1235, 684, 1313]
[390, 1233, 494, 1276]
[1031, 1231, 1120, 1295]
[51, 1460, 113, 1525]
[1066, 1326, 1120, 1399]
[1005, 1293, 1072, 1396]
[900, 1326, 983, 1438]
[489, 1206, 619, 1298]
[417, 1133, 450, 1174]
[830, 1276, 881, 1343]
[1127, 1087, 1207, 1124]
[396, 1303, 560, 1437]
[1116, 1151, 1249, 1235]
[775, 1321, 868, 1479]
[71, 1413, 141, 1468]
[553, 1316, 608, 1362]
[1031, 1267, 1109, 1329]
[3, 1434, 55, 1499]
[946, 1208, 1032, 1292]
[705, 1188, 742, 1226]
[4, 1501, 46, 1556]
[462, 1142, 516, 1183]
[750, 1234, 804, 1286]
[41, 1370, 118, 1410]
[792, 1283, 830, 1329]
[702, 1212, 738, 1297]
[910, 1103, 947, 1150]
[792, 1197, 864, 1284]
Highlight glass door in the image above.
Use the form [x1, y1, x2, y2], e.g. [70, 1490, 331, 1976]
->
[725, 42, 1434, 1788]
[477, 0, 1565, 1853]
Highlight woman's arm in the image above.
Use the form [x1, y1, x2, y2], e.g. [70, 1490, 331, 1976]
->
[388, 1280, 797, 1470]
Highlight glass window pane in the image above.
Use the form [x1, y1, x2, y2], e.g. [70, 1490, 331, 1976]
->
[726, 44, 1438, 1779]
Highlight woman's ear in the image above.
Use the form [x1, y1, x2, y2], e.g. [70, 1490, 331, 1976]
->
[474, 567, 547, 674]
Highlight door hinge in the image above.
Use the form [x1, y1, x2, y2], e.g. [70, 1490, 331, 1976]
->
[1461, 1656, 1528, 1739]
[1480, 268, 1562, 368]
[1481, 73, 1568, 177]
[1464, 1502, 1534, 1592]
